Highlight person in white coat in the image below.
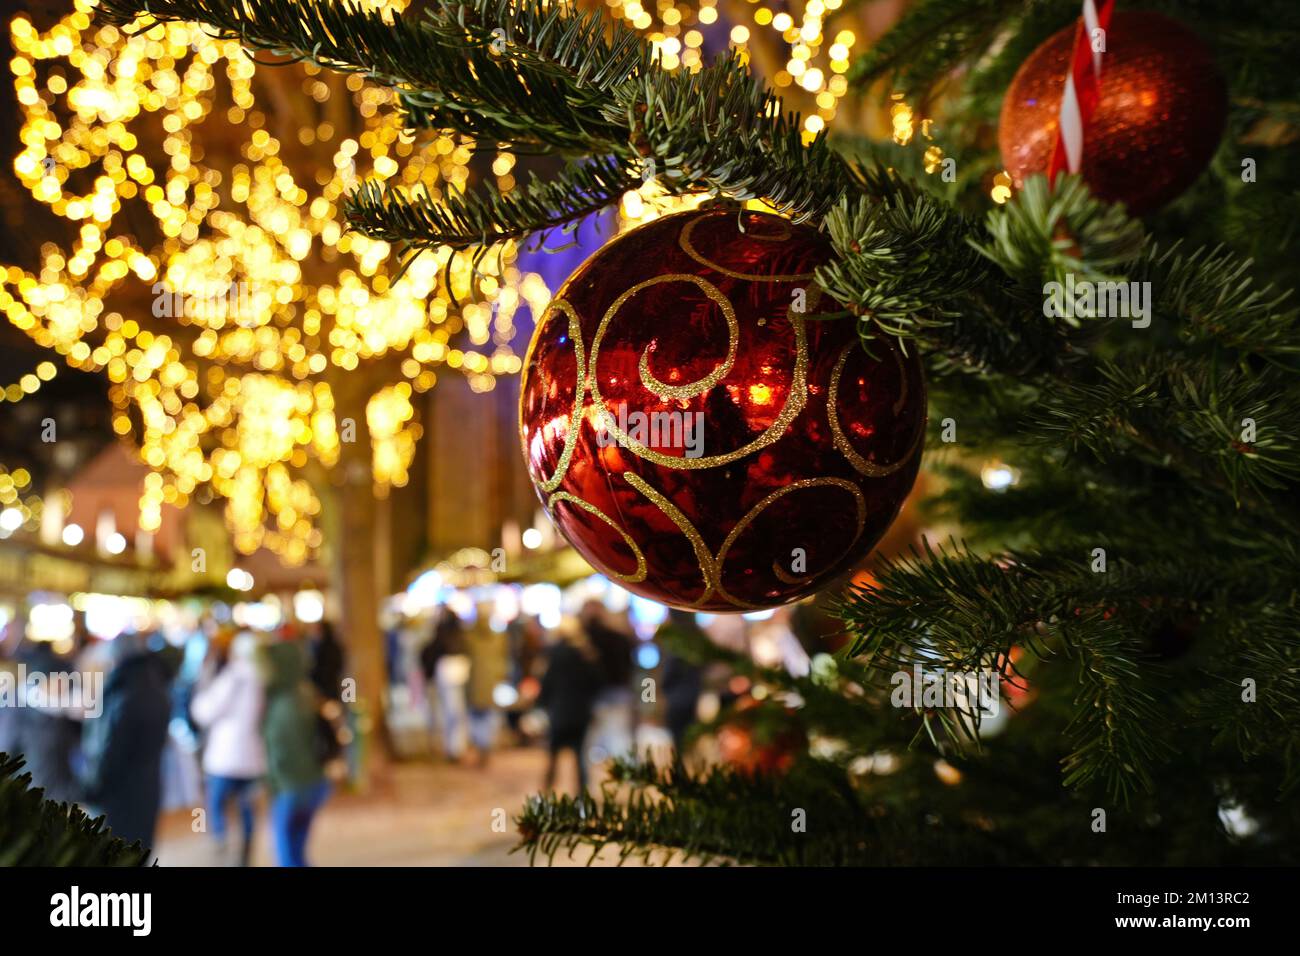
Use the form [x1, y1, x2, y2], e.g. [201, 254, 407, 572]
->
[192, 631, 266, 866]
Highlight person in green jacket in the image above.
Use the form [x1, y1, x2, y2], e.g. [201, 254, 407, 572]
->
[259, 642, 330, 867]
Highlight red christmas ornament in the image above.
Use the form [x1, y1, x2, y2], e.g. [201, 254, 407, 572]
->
[999, 11, 1227, 214]
[519, 208, 926, 611]
[717, 697, 806, 775]
[718, 723, 805, 776]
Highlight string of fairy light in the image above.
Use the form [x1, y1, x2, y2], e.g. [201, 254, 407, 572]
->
[0, 465, 43, 538]
[0, 359, 59, 403]
[730, 0, 856, 136]
[606, 0, 858, 136]
[608, 0, 717, 72]
[615, 0, 1004, 197]
[2, 0, 550, 565]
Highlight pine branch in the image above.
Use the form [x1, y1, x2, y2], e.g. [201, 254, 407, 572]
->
[824, 173, 1300, 527]
[515, 757, 1026, 865]
[1026, 357, 1300, 522]
[0, 753, 153, 866]
[920, 455, 1202, 553]
[99, 0, 632, 153]
[1198, 604, 1300, 794]
[962, 1, 1079, 107]
[971, 175, 1148, 296]
[833, 540, 1240, 799]
[816, 192, 989, 330]
[1139, 243, 1300, 367]
[1218, 164, 1300, 280]
[817, 188, 1073, 375]
[846, 0, 1033, 96]
[615, 60, 855, 221]
[345, 155, 639, 251]
[1056, 614, 1171, 798]
[831, 137, 961, 201]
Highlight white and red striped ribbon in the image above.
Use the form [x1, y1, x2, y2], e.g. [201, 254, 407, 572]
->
[1048, 0, 1116, 183]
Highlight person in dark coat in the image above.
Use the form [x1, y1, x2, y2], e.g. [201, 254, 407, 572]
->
[307, 621, 345, 700]
[579, 600, 637, 759]
[420, 608, 471, 760]
[80, 632, 174, 849]
[537, 618, 601, 795]
[0, 639, 82, 805]
[657, 610, 706, 753]
[419, 608, 467, 683]
[580, 600, 632, 691]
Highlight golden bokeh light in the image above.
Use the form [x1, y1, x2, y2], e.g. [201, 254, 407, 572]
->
[2, 0, 551, 563]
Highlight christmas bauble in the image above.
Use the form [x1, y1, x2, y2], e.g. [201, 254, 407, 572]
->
[718, 722, 805, 776]
[718, 697, 806, 775]
[519, 208, 926, 611]
[999, 11, 1227, 214]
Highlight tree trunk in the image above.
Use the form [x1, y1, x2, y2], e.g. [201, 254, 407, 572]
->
[329, 381, 393, 788]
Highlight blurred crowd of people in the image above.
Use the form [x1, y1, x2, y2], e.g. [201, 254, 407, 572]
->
[391, 595, 822, 796]
[405, 598, 641, 794]
[0, 615, 347, 866]
[1, 586, 831, 864]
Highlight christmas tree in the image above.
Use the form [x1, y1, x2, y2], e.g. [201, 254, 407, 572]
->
[94, 0, 1300, 865]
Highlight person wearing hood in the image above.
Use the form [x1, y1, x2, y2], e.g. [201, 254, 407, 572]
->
[259, 641, 330, 867]
[192, 630, 266, 866]
[80, 631, 174, 850]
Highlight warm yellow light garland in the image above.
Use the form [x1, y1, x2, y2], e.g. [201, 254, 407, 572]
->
[3, 0, 551, 564]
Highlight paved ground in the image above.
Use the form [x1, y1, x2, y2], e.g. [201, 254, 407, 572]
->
[152, 747, 640, 867]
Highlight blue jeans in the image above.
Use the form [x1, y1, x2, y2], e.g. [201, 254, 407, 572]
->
[433, 668, 469, 758]
[207, 774, 258, 846]
[468, 707, 499, 752]
[588, 687, 634, 760]
[270, 781, 331, 867]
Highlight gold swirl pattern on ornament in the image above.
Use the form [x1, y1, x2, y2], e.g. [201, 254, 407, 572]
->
[772, 562, 808, 587]
[623, 472, 719, 606]
[678, 213, 816, 281]
[587, 276, 811, 470]
[620, 470, 865, 609]
[526, 300, 588, 493]
[547, 491, 648, 584]
[634, 279, 739, 400]
[713, 478, 868, 609]
[827, 342, 925, 478]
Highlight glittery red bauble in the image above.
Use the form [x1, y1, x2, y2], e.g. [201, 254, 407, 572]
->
[999, 11, 1227, 214]
[519, 208, 926, 611]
